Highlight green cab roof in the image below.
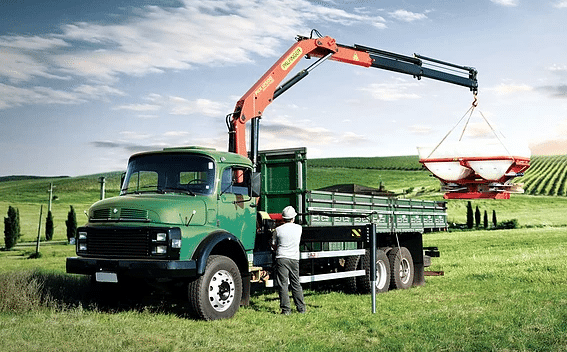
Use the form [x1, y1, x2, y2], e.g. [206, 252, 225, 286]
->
[128, 146, 252, 167]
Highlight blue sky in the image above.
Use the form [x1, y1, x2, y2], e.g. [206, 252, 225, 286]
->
[1, 0, 566, 176]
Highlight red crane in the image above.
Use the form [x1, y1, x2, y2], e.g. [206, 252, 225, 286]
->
[226, 31, 523, 199]
[227, 31, 477, 166]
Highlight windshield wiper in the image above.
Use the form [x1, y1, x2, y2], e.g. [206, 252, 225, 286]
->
[161, 187, 196, 196]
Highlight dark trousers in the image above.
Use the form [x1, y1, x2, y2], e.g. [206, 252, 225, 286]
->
[275, 258, 305, 313]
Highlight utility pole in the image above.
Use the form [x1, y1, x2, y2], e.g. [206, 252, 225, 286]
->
[35, 205, 43, 256]
[99, 176, 106, 200]
[48, 182, 55, 212]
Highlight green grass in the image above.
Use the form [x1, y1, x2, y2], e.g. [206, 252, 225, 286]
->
[0, 173, 122, 243]
[307, 167, 439, 195]
[308, 155, 422, 171]
[1, 228, 566, 351]
[514, 155, 567, 196]
[1, 157, 567, 351]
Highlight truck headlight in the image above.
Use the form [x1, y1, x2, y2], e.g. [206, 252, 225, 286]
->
[152, 245, 167, 255]
[171, 239, 182, 249]
[77, 230, 88, 253]
[155, 232, 167, 242]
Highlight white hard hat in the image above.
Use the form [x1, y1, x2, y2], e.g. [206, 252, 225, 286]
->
[281, 206, 297, 219]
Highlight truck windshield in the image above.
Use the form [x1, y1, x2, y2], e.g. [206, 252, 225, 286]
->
[121, 153, 215, 196]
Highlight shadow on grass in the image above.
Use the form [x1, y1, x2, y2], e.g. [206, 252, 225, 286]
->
[1, 271, 351, 316]
[0, 270, 190, 317]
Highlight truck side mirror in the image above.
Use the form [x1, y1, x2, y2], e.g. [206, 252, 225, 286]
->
[251, 172, 261, 197]
[120, 172, 126, 189]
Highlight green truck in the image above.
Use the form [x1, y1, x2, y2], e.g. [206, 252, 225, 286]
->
[67, 147, 446, 320]
[67, 33, 477, 320]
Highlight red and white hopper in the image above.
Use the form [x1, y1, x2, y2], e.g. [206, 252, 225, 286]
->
[418, 104, 531, 199]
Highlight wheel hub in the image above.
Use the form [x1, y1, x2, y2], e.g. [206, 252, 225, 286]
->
[399, 258, 411, 284]
[208, 270, 235, 312]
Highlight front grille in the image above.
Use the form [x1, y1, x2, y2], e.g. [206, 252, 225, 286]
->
[120, 208, 148, 220]
[93, 208, 112, 220]
[85, 228, 151, 258]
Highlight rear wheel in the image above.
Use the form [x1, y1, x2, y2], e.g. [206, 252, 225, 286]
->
[358, 249, 390, 294]
[388, 247, 414, 290]
[188, 255, 242, 320]
[344, 255, 360, 293]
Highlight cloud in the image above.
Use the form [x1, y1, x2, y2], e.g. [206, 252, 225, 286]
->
[553, 0, 567, 8]
[0, 35, 68, 50]
[259, 118, 369, 149]
[409, 125, 434, 135]
[490, 0, 519, 6]
[0, 83, 125, 110]
[51, 0, 387, 81]
[113, 104, 162, 112]
[360, 82, 421, 101]
[388, 9, 427, 22]
[89, 128, 227, 155]
[486, 83, 533, 95]
[538, 85, 567, 98]
[2, 0, 389, 112]
[0, 50, 67, 83]
[529, 139, 567, 155]
[169, 97, 226, 117]
[111, 94, 227, 118]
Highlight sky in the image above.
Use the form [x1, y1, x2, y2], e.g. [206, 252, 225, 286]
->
[1, 0, 566, 176]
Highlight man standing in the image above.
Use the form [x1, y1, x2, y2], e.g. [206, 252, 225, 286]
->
[273, 205, 306, 315]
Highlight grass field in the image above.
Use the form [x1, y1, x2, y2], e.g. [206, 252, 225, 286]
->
[1, 156, 567, 351]
[1, 227, 566, 351]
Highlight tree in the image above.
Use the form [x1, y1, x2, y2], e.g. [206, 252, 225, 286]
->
[45, 210, 54, 241]
[4, 206, 21, 249]
[492, 210, 497, 228]
[66, 206, 77, 243]
[466, 201, 474, 229]
[483, 210, 488, 229]
[475, 205, 481, 228]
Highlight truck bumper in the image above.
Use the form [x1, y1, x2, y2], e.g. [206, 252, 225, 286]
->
[66, 257, 197, 279]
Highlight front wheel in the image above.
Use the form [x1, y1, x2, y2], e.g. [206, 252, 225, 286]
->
[188, 255, 242, 320]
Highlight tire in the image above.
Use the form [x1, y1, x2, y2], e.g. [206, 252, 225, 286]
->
[188, 255, 242, 320]
[388, 247, 414, 290]
[344, 255, 360, 293]
[358, 249, 390, 294]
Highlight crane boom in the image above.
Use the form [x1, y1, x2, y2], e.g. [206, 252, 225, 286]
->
[227, 33, 478, 164]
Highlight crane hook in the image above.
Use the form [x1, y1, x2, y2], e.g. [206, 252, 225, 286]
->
[472, 93, 478, 108]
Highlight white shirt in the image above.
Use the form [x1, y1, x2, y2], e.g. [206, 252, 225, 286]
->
[273, 222, 302, 260]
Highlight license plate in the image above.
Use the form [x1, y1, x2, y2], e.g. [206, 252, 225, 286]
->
[95, 272, 118, 283]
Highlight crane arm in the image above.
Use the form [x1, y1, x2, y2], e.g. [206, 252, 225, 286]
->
[227, 34, 478, 160]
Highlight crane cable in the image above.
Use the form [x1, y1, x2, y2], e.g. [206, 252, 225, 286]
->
[425, 94, 477, 159]
[426, 93, 512, 159]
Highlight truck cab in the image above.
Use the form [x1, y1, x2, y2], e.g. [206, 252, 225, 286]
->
[67, 147, 259, 319]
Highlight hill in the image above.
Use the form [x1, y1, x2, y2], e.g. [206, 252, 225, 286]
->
[0, 175, 70, 182]
[309, 154, 567, 197]
[2, 155, 567, 243]
[514, 155, 567, 196]
[308, 155, 422, 170]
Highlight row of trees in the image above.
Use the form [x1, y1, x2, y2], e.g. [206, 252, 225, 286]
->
[466, 201, 496, 229]
[465, 201, 518, 230]
[3, 205, 78, 250]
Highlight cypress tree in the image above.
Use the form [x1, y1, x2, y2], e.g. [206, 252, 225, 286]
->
[466, 201, 474, 229]
[492, 210, 497, 228]
[66, 206, 78, 243]
[475, 206, 481, 228]
[483, 210, 488, 229]
[4, 206, 21, 249]
[45, 211, 54, 241]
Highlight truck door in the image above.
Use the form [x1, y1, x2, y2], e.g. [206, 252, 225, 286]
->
[218, 166, 256, 250]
